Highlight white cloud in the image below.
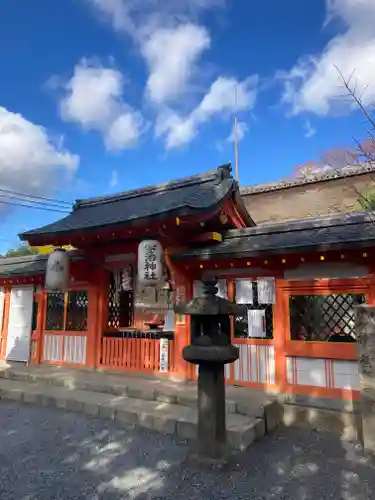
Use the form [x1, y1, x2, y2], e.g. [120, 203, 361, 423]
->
[85, 0, 258, 150]
[109, 170, 118, 188]
[105, 111, 145, 151]
[142, 24, 210, 105]
[60, 60, 124, 129]
[215, 121, 248, 152]
[86, 0, 221, 106]
[303, 119, 316, 138]
[156, 76, 258, 149]
[87, 0, 224, 39]
[197, 77, 257, 118]
[155, 112, 197, 150]
[59, 58, 146, 151]
[226, 121, 249, 143]
[279, 0, 375, 115]
[0, 107, 78, 213]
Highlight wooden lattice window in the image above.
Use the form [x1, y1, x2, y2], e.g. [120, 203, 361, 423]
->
[45, 290, 88, 331]
[66, 291, 89, 331]
[46, 292, 64, 330]
[289, 293, 365, 342]
[107, 270, 133, 329]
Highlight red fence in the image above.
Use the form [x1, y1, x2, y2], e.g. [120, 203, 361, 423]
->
[100, 337, 176, 374]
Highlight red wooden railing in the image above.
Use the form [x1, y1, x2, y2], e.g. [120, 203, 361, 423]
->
[100, 337, 176, 374]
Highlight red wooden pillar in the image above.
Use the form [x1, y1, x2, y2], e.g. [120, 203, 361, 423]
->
[0, 287, 10, 361]
[274, 280, 288, 394]
[86, 266, 106, 369]
[174, 273, 192, 378]
[31, 288, 46, 364]
[227, 279, 236, 384]
[165, 251, 191, 379]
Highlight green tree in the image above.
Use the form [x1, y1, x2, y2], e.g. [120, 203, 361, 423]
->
[357, 189, 375, 212]
[5, 244, 39, 258]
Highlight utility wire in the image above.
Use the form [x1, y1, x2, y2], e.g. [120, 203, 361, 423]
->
[0, 185, 73, 213]
[0, 196, 71, 213]
[0, 186, 72, 207]
[0, 192, 72, 210]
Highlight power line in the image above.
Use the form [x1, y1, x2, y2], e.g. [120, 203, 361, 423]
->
[0, 186, 72, 207]
[0, 191, 72, 210]
[0, 197, 71, 213]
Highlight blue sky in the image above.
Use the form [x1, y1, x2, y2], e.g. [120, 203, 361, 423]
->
[0, 0, 374, 251]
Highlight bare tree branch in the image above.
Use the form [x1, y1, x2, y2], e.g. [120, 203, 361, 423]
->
[335, 65, 375, 130]
[293, 66, 375, 223]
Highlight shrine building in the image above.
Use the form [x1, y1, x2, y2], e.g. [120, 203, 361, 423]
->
[1, 163, 374, 411]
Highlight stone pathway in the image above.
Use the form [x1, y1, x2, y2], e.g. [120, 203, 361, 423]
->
[0, 401, 374, 500]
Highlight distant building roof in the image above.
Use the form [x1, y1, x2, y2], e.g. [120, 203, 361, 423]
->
[173, 211, 375, 261]
[0, 251, 83, 278]
[240, 164, 375, 195]
[0, 254, 47, 277]
[21, 164, 249, 242]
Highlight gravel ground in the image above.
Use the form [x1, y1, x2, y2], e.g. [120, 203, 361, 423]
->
[0, 402, 375, 500]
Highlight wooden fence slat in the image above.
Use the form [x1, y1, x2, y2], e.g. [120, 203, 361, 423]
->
[135, 338, 141, 371]
[140, 338, 145, 370]
[102, 337, 107, 364]
[114, 337, 120, 367]
[99, 337, 175, 375]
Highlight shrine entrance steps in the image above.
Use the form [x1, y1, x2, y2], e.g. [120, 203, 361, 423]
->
[0, 363, 282, 452]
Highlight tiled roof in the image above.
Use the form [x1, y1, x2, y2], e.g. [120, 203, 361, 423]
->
[20, 164, 239, 240]
[240, 164, 375, 195]
[173, 212, 375, 260]
[0, 254, 47, 277]
[0, 251, 83, 278]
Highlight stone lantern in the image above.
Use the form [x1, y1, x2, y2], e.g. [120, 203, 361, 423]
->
[174, 275, 247, 460]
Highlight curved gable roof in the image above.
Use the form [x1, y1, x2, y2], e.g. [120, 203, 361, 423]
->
[20, 164, 246, 242]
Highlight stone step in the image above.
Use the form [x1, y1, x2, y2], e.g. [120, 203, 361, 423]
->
[0, 366, 246, 416]
[0, 378, 265, 452]
[0, 365, 282, 433]
[0, 367, 204, 409]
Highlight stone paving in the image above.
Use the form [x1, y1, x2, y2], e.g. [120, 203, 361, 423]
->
[0, 401, 375, 500]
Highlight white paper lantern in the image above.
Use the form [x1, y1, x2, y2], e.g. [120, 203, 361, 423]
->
[45, 249, 69, 292]
[138, 240, 163, 286]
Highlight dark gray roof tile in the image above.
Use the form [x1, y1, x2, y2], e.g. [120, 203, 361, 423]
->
[173, 212, 375, 260]
[20, 165, 236, 240]
[0, 254, 48, 277]
[240, 164, 375, 195]
[0, 251, 83, 278]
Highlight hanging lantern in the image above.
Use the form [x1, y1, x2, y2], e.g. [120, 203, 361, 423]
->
[138, 240, 163, 286]
[45, 249, 69, 292]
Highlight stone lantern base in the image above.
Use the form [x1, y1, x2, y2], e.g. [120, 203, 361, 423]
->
[182, 344, 240, 460]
